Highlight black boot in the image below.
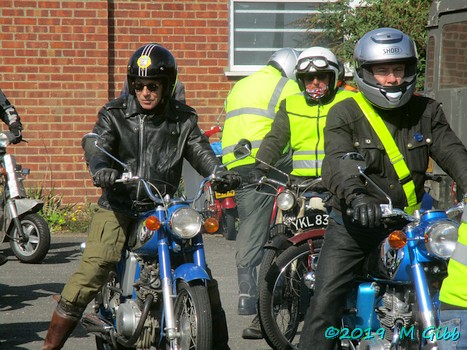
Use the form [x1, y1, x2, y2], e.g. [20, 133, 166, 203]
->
[237, 267, 258, 315]
[242, 314, 263, 339]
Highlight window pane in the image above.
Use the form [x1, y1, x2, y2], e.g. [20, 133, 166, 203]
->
[231, 1, 325, 71]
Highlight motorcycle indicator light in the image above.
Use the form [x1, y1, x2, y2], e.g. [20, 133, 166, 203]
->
[388, 230, 407, 249]
[145, 216, 161, 231]
[204, 217, 219, 233]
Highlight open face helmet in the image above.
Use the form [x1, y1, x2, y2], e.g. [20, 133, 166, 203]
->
[295, 47, 340, 104]
[267, 48, 300, 80]
[127, 43, 178, 105]
[353, 27, 418, 109]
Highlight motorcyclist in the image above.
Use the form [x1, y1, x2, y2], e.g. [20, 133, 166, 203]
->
[42, 43, 240, 350]
[221, 48, 300, 320]
[241, 47, 356, 339]
[298, 27, 467, 349]
[252, 46, 357, 182]
[0, 88, 23, 266]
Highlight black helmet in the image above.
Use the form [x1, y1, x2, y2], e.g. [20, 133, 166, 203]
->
[127, 43, 178, 103]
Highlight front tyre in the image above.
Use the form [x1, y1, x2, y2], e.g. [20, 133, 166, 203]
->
[170, 280, 212, 350]
[9, 213, 51, 263]
[259, 239, 323, 350]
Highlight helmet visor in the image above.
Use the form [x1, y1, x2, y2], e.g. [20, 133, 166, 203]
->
[297, 56, 339, 73]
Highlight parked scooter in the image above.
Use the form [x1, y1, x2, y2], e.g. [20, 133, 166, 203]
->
[0, 132, 50, 264]
[80, 132, 245, 350]
[264, 152, 461, 349]
[203, 125, 238, 240]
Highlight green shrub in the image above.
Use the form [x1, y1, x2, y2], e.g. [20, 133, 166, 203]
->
[27, 185, 93, 233]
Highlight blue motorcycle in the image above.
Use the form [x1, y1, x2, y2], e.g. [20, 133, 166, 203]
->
[265, 152, 462, 349]
[336, 153, 461, 350]
[79, 133, 234, 350]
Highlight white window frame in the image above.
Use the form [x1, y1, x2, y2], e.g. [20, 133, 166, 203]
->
[227, 0, 332, 76]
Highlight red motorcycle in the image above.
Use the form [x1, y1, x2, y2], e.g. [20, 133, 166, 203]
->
[203, 125, 239, 240]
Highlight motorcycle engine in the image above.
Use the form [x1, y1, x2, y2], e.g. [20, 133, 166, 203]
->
[376, 288, 412, 342]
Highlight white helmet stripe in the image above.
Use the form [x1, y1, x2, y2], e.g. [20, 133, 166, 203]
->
[138, 43, 157, 77]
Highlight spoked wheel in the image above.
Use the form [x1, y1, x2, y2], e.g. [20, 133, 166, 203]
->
[169, 280, 212, 350]
[259, 239, 323, 350]
[9, 213, 51, 263]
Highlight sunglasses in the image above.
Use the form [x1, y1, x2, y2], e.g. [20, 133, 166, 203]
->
[133, 81, 162, 92]
[296, 56, 338, 73]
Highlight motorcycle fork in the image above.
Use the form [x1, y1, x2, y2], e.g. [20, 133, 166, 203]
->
[408, 248, 438, 348]
[6, 199, 26, 242]
[157, 236, 178, 342]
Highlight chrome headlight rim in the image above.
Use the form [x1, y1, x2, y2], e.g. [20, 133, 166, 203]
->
[425, 219, 459, 259]
[277, 190, 297, 211]
[170, 207, 202, 239]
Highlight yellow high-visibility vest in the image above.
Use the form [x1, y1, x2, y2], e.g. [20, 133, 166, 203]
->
[440, 205, 467, 307]
[221, 65, 300, 169]
[288, 89, 356, 177]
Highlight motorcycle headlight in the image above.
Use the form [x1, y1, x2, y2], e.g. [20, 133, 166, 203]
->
[277, 190, 296, 211]
[425, 220, 459, 259]
[170, 207, 202, 239]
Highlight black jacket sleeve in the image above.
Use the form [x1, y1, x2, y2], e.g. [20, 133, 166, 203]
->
[0, 89, 22, 130]
[255, 99, 291, 171]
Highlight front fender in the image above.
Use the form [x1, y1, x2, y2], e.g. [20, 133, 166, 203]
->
[12, 198, 44, 216]
[288, 228, 326, 245]
[173, 263, 210, 283]
[4, 198, 44, 233]
[263, 233, 292, 251]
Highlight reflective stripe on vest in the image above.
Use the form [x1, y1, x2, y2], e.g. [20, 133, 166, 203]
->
[353, 93, 419, 214]
[222, 68, 296, 168]
[439, 220, 467, 307]
[288, 89, 356, 177]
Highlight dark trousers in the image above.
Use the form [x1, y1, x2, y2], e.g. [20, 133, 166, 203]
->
[298, 218, 387, 349]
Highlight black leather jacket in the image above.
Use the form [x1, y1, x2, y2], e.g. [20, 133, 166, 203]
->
[83, 94, 220, 215]
[322, 94, 467, 213]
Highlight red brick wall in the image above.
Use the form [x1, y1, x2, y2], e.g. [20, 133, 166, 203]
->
[0, 0, 234, 204]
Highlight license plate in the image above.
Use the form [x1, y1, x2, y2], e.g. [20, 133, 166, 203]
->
[215, 190, 236, 199]
[289, 213, 329, 231]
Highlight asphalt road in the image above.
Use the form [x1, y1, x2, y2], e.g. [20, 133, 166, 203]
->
[0, 232, 272, 350]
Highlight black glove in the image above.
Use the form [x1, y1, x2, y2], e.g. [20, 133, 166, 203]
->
[9, 122, 22, 144]
[211, 170, 242, 193]
[349, 194, 382, 228]
[248, 168, 267, 184]
[92, 168, 119, 188]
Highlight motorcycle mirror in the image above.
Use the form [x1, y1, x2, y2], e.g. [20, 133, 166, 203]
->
[341, 152, 393, 211]
[341, 152, 367, 177]
[82, 132, 131, 173]
[82, 132, 104, 147]
[233, 139, 252, 159]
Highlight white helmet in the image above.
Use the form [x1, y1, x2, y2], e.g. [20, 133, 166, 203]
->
[354, 27, 418, 109]
[268, 48, 299, 80]
[295, 47, 340, 104]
